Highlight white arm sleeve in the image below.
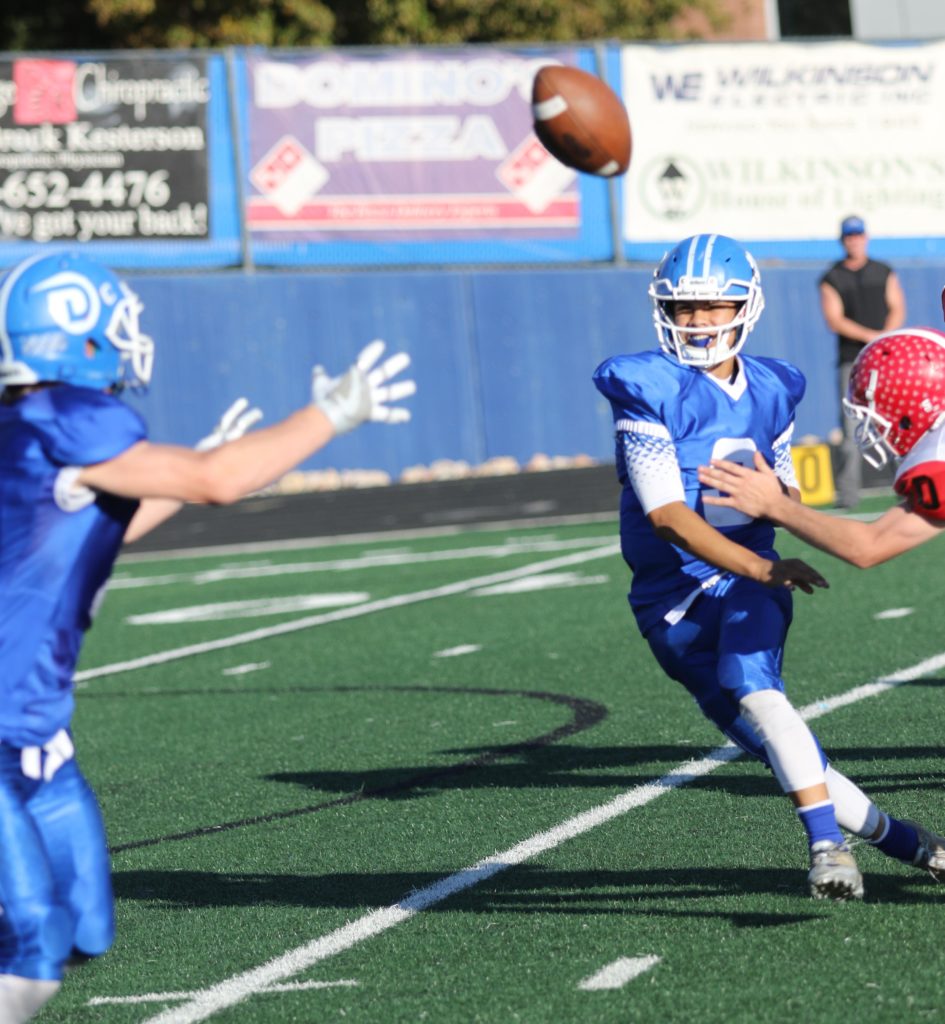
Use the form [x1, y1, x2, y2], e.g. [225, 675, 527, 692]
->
[772, 422, 799, 492]
[617, 419, 686, 515]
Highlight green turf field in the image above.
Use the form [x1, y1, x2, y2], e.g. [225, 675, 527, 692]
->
[43, 506, 945, 1023]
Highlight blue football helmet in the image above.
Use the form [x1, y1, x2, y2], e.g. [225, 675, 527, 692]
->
[0, 252, 153, 390]
[648, 234, 764, 369]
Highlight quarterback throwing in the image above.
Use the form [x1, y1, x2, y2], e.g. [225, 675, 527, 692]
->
[594, 236, 945, 902]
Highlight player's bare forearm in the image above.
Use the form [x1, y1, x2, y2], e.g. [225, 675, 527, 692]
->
[123, 498, 185, 544]
[193, 405, 336, 501]
[79, 406, 336, 505]
[699, 455, 944, 567]
[647, 501, 827, 593]
[767, 501, 941, 568]
[752, 495, 874, 565]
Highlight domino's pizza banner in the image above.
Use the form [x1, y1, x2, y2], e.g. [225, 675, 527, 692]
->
[0, 52, 241, 268]
[619, 38, 945, 261]
[233, 47, 616, 266]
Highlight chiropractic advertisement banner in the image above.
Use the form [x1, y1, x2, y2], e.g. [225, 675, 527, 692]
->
[0, 55, 211, 245]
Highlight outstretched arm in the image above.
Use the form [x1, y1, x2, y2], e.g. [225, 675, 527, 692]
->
[698, 450, 944, 567]
[80, 340, 415, 509]
[81, 405, 335, 506]
[123, 398, 264, 543]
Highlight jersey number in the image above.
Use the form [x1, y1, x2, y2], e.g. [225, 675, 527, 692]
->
[702, 438, 757, 529]
[907, 474, 940, 512]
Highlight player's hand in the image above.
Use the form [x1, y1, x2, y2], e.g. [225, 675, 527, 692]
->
[699, 450, 785, 518]
[196, 397, 264, 452]
[20, 728, 75, 782]
[759, 557, 828, 595]
[312, 339, 416, 436]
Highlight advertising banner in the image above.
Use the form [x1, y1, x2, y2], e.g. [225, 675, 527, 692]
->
[620, 39, 945, 259]
[0, 55, 212, 248]
[237, 47, 615, 265]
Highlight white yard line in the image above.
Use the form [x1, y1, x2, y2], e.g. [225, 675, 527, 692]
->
[221, 662, 270, 677]
[578, 956, 662, 990]
[137, 650, 945, 1024]
[75, 544, 620, 683]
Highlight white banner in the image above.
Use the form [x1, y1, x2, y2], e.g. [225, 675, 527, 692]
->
[620, 39, 945, 245]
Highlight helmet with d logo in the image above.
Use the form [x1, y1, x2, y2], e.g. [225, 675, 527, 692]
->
[0, 252, 153, 390]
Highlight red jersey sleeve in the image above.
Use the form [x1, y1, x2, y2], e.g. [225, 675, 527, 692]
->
[894, 460, 945, 521]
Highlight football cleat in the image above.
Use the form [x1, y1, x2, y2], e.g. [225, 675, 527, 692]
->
[906, 821, 945, 882]
[808, 840, 864, 901]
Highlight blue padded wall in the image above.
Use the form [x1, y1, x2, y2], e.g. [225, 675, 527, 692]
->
[123, 262, 945, 479]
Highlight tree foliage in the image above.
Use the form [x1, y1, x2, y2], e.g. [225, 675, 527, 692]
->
[1, 0, 727, 51]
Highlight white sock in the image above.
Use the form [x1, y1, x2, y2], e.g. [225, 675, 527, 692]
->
[0, 975, 61, 1023]
[739, 689, 825, 793]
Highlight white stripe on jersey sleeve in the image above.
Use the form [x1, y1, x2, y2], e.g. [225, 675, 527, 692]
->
[618, 420, 685, 515]
[772, 422, 799, 492]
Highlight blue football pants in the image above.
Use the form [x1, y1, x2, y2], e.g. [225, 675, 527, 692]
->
[0, 745, 114, 980]
[645, 575, 820, 764]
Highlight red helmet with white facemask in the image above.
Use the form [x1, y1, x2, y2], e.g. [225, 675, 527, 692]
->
[843, 328, 945, 468]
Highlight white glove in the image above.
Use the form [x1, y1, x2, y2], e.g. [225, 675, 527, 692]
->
[195, 397, 264, 452]
[312, 339, 416, 436]
[21, 728, 75, 782]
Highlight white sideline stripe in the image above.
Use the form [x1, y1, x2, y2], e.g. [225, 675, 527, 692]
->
[116, 503, 874, 566]
[797, 650, 945, 720]
[117, 512, 618, 564]
[89, 979, 357, 1005]
[579, 956, 662, 990]
[110, 536, 614, 589]
[139, 650, 945, 1024]
[125, 592, 369, 625]
[472, 572, 609, 596]
[75, 545, 620, 683]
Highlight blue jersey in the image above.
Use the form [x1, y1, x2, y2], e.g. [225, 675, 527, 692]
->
[0, 385, 145, 746]
[593, 350, 805, 635]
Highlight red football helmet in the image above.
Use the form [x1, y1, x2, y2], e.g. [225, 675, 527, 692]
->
[843, 328, 945, 468]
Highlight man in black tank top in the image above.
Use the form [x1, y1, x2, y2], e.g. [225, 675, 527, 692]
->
[819, 215, 906, 507]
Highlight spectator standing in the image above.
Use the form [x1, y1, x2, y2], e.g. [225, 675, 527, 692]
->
[819, 215, 906, 507]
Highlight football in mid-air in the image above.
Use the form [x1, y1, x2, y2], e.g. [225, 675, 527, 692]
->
[531, 64, 631, 177]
